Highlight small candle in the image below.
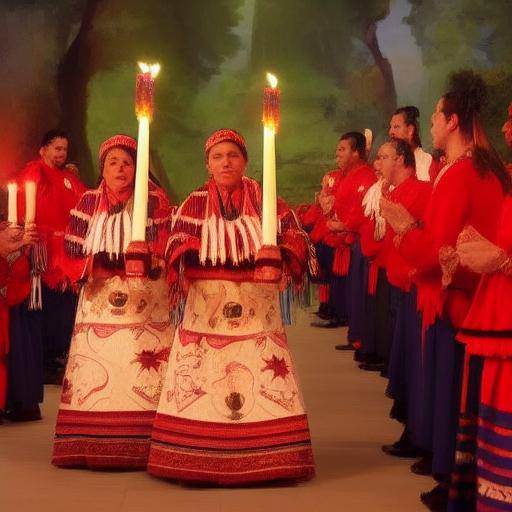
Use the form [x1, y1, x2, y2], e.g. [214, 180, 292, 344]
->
[261, 72, 280, 246]
[25, 181, 37, 225]
[7, 182, 18, 225]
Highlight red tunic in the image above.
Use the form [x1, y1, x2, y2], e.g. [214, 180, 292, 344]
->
[383, 177, 432, 292]
[302, 169, 345, 246]
[457, 197, 512, 357]
[398, 157, 504, 329]
[16, 160, 87, 288]
[335, 163, 377, 233]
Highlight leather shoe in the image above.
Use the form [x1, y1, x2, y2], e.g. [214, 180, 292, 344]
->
[335, 343, 355, 351]
[381, 443, 423, 458]
[411, 454, 433, 476]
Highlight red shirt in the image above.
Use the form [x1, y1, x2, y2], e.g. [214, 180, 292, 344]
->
[457, 197, 512, 357]
[383, 177, 432, 291]
[399, 157, 504, 329]
[335, 163, 377, 234]
[16, 159, 87, 287]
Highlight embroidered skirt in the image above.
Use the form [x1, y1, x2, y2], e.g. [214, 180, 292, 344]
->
[147, 278, 315, 485]
[52, 275, 174, 469]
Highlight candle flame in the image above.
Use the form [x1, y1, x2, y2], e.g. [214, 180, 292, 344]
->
[266, 72, 278, 89]
[138, 61, 161, 78]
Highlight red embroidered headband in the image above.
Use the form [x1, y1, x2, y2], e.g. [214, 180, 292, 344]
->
[204, 129, 248, 161]
[99, 134, 137, 169]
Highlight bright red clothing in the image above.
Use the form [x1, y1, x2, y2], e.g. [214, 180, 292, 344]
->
[457, 197, 512, 357]
[16, 160, 87, 288]
[383, 177, 432, 291]
[335, 163, 377, 233]
[399, 157, 504, 330]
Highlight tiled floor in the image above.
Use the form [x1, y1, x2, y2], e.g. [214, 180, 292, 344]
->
[0, 309, 430, 511]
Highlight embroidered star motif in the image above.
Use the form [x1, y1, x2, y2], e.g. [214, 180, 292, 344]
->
[131, 347, 170, 375]
[261, 354, 289, 381]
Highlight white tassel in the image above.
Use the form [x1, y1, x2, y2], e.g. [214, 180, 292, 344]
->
[225, 220, 238, 265]
[208, 216, 218, 265]
[105, 213, 115, 258]
[243, 215, 261, 254]
[113, 212, 121, 258]
[200, 217, 209, 264]
[92, 211, 107, 254]
[122, 210, 131, 252]
[235, 218, 250, 261]
[218, 216, 226, 264]
[28, 274, 42, 311]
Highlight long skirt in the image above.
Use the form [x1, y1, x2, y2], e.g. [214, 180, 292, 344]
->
[450, 357, 512, 512]
[387, 287, 422, 426]
[347, 241, 366, 344]
[425, 319, 465, 476]
[7, 302, 44, 411]
[52, 275, 174, 469]
[148, 278, 315, 485]
[41, 284, 78, 369]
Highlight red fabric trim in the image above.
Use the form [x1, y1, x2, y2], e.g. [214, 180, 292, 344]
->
[367, 260, 379, 296]
[318, 284, 329, 303]
[178, 327, 288, 350]
[184, 267, 255, 282]
[52, 437, 150, 469]
[148, 445, 315, 485]
[332, 246, 350, 276]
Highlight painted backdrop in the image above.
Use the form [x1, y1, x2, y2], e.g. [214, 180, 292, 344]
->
[0, 0, 511, 204]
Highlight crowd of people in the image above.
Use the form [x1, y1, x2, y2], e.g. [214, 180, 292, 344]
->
[0, 69, 511, 511]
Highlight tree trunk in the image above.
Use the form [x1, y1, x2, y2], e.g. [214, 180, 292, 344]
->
[364, 21, 397, 117]
[57, 0, 103, 185]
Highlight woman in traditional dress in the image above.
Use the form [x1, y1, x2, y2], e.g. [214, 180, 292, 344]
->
[147, 129, 315, 485]
[52, 134, 174, 469]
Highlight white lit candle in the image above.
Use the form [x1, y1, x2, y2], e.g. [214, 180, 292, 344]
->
[25, 181, 37, 225]
[131, 62, 160, 242]
[262, 72, 280, 246]
[7, 182, 18, 225]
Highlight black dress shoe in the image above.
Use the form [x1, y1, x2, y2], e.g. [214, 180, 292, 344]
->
[359, 362, 385, 372]
[6, 405, 42, 422]
[335, 343, 355, 351]
[353, 350, 364, 362]
[420, 484, 448, 511]
[310, 319, 341, 328]
[381, 443, 423, 458]
[411, 454, 433, 476]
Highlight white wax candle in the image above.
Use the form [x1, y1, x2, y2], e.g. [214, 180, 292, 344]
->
[7, 182, 18, 225]
[131, 116, 150, 241]
[262, 125, 277, 245]
[25, 181, 37, 225]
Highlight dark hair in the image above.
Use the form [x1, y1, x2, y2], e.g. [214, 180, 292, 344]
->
[442, 70, 511, 193]
[40, 129, 68, 148]
[387, 137, 416, 168]
[394, 106, 422, 147]
[340, 131, 366, 160]
[96, 146, 162, 188]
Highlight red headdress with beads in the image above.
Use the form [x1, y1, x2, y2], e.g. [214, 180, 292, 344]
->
[204, 129, 248, 161]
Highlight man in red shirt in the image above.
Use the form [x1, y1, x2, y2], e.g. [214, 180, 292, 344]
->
[7, 130, 86, 421]
[330, 132, 376, 350]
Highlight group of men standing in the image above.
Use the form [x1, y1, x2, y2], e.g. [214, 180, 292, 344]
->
[302, 71, 512, 511]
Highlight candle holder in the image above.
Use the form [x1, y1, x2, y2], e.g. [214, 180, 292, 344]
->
[254, 245, 282, 283]
[125, 240, 150, 277]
